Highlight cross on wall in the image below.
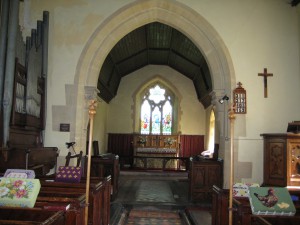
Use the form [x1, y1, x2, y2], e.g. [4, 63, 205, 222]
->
[258, 68, 273, 98]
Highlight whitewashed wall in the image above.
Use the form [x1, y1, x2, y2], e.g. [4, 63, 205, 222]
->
[21, 0, 300, 186]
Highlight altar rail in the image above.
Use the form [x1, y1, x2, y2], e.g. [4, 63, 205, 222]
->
[119, 156, 190, 171]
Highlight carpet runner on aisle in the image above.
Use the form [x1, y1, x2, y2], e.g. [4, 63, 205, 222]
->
[125, 209, 184, 225]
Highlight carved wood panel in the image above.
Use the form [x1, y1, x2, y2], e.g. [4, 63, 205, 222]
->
[193, 166, 206, 188]
[262, 133, 300, 186]
[288, 140, 300, 186]
[189, 160, 223, 202]
[269, 142, 285, 178]
[264, 137, 287, 186]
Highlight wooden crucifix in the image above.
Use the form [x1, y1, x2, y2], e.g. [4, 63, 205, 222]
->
[258, 68, 273, 98]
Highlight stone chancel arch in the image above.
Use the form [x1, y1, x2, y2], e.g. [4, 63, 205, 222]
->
[74, 0, 235, 187]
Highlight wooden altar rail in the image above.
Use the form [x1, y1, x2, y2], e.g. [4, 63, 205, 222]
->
[119, 156, 190, 171]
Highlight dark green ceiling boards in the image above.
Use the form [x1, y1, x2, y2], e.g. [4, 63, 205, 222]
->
[98, 22, 212, 108]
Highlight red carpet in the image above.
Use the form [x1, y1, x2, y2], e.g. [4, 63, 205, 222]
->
[125, 209, 184, 225]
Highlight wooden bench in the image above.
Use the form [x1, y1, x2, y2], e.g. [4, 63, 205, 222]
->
[0, 192, 85, 225]
[251, 214, 300, 225]
[36, 192, 86, 225]
[233, 197, 300, 225]
[0, 207, 65, 225]
[85, 155, 119, 200]
[0, 175, 110, 225]
[39, 176, 111, 225]
[0, 147, 58, 176]
[212, 185, 300, 225]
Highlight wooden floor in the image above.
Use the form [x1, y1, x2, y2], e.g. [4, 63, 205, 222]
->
[110, 170, 212, 225]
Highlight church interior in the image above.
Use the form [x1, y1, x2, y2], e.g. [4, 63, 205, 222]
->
[0, 0, 300, 224]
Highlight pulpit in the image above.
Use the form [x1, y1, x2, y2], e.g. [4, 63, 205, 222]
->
[261, 133, 300, 186]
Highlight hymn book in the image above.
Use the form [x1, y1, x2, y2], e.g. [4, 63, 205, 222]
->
[43, 203, 71, 211]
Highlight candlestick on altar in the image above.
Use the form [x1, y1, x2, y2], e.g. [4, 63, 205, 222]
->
[228, 104, 236, 225]
[84, 99, 97, 225]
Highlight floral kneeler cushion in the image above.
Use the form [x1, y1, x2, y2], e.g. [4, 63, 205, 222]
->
[0, 177, 41, 208]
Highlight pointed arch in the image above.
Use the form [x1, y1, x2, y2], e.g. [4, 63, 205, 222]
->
[73, 0, 235, 186]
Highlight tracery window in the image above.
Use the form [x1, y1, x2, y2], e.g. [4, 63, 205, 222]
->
[140, 84, 173, 134]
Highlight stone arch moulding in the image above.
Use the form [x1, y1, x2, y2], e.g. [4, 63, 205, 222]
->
[132, 74, 183, 133]
[73, 0, 236, 183]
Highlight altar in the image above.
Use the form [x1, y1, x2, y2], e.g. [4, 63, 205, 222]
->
[133, 134, 180, 169]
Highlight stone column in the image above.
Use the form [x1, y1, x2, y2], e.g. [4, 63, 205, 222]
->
[75, 86, 99, 154]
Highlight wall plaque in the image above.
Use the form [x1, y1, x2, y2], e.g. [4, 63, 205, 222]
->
[60, 123, 70, 132]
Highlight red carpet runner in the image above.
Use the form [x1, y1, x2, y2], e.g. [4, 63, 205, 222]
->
[125, 209, 184, 225]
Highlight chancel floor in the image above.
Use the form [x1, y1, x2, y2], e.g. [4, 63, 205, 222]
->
[110, 171, 212, 225]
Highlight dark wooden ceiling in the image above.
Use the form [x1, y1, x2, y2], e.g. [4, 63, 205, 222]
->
[98, 22, 212, 108]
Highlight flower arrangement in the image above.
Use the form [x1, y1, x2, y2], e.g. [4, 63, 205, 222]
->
[0, 179, 32, 199]
[164, 137, 176, 147]
[137, 136, 147, 145]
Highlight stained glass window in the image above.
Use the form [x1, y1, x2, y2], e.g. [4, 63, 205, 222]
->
[140, 84, 173, 134]
[162, 100, 172, 134]
[141, 100, 150, 134]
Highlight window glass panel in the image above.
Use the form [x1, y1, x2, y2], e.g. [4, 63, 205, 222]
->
[139, 83, 175, 134]
[151, 106, 161, 134]
[208, 110, 215, 153]
[141, 100, 150, 134]
[162, 100, 172, 134]
[149, 85, 165, 103]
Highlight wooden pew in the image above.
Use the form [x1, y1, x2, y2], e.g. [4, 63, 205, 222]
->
[36, 192, 86, 225]
[39, 176, 111, 225]
[0, 176, 110, 224]
[211, 185, 229, 225]
[251, 214, 300, 225]
[0, 190, 85, 225]
[0, 147, 58, 176]
[85, 154, 119, 200]
[212, 185, 300, 225]
[0, 208, 65, 225]
[233, 197, 300, 225]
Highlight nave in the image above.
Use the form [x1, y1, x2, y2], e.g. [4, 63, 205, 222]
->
[110, 171, 212, 225]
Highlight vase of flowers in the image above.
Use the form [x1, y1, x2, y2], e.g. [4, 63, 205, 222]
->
[164, 137, 176, 148]
[137, 136, 146, 147]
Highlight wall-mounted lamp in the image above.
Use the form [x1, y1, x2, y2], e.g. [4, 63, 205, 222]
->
[219, 95, 229, 104]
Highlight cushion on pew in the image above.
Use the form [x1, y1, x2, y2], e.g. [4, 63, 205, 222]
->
[0, 178, 41, 208]
[4, 169, 36, 179]
[55, 166, 82, 183]
[233, 183, 260, 197]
